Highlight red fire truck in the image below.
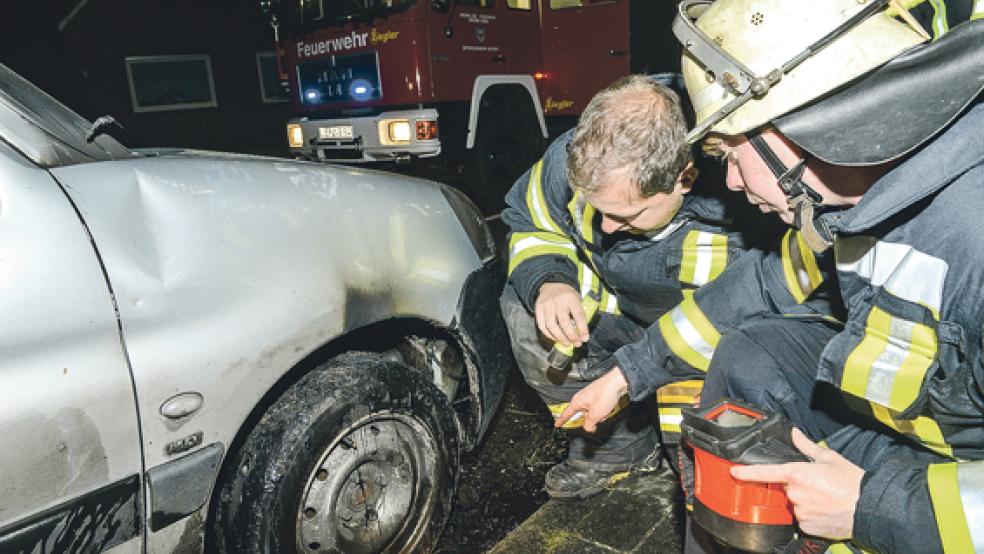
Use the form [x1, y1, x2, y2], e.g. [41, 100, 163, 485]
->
[262, 0, 680, 208]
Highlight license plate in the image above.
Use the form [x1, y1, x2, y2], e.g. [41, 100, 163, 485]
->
[319, 125, 354, 140]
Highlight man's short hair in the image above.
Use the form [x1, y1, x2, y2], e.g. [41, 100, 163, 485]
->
[567, 75, 692, 198]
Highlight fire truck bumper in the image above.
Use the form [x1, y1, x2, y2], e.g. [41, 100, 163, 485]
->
[287, 109, 441, 163]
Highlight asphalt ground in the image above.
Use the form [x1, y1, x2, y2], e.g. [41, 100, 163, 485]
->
[436, 214, 686, 553]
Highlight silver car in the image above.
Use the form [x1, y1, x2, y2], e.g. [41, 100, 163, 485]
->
[0, 62, 510, 553]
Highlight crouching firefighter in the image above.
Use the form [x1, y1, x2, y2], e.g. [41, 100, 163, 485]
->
[500, 75, 769, 500]
[558, 0, 984, 552]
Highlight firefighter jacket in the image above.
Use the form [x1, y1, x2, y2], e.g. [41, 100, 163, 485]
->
[503, 130, 773, 435]
[503, 130, 762, 326]
[617, 102, 984, 553]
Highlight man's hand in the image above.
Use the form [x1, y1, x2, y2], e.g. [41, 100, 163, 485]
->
[730, 428, 864, 540]
[535, 282, 589, 346]
[555, 368, 628, 432]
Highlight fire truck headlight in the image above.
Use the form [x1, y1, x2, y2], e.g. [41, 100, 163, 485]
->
[287, 124, 304, 148]
[378, 119, 412, 145]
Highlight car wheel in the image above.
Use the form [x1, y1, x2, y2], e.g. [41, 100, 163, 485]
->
[211, 351, 459, 554]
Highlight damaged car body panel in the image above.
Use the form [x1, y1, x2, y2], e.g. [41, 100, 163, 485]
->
[50, 154, 484, 472]
[0, 61, 511, 553]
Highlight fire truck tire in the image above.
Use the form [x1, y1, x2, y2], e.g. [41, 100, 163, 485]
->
[210, 352, 459, 554]
[465, 87, 544, 214]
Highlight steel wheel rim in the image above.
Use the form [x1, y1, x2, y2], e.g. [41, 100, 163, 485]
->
[296, 414, 439, 553]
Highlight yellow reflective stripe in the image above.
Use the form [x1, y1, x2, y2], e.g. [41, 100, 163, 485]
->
[524, 161, 563, 234]
[580, 262, 600, 298]
[928, 463, 976, 553]
[888, 317, 937, 412]
[974, 0, 984, 19]
[568, 192, 596, 245]
[781, 229, 823, 303]
[656, 380, 703, 404]
[928, 0, 949, 39]
[679, 231, 729, 287]
[841, 307, 889, 399]
[708, 233, 729, 282]
[870, 403, 954, 458]
[795, 230, 823, 292]
[581, 201, 596, 245]
[658, 297, 720, 371]
[782, 229, 808, 303]
[599, 287, 620, 315]
[507, 233, 577, 275]
[840, 306, 937, 413]
[658, 407, 683, 433]
[679, 231, 699, 285]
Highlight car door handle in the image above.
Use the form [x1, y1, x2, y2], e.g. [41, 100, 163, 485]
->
[493, 54, 507, 63]
[608, 49, 628, 57]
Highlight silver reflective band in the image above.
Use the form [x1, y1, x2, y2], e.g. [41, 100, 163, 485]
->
[674, 0, 890, 141]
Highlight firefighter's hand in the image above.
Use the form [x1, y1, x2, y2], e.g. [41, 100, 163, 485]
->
[535, 282, 589, 347]
[555, 368, 627, 433]
[729, 428, 863, 541]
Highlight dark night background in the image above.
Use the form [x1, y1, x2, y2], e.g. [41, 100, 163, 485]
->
[0, 0, 677, 159]
[1, 0, 293, 157]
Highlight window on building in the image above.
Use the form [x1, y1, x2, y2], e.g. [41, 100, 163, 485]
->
[507, 0, 532, 9]
[125, 55, 217, 113]
[256, 52, 289, 103]
[550, 0, 617, 8]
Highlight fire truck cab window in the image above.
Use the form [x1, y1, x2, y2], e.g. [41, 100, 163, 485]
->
[549, 0, 617, 8]
[507, 0, 532, 9]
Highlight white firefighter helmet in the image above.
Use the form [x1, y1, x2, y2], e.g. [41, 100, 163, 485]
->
[676, 0, 926, 143]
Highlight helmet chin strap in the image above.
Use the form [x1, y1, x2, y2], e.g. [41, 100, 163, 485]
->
[747, 133, 834, 253]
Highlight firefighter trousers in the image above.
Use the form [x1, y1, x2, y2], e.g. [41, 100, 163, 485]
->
[685, 316, 944, 553]
[500, 283, 658, 467]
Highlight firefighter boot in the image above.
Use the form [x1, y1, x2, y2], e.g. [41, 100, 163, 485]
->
[545, 404, 661, 500]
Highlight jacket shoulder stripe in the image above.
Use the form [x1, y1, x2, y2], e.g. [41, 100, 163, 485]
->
[680, 231, 729, 287]
[525, 161, 563, 235]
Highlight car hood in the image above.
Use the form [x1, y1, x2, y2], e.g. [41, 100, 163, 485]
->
[49, 151, 481, 358]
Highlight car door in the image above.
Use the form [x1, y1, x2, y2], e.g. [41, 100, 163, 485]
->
[0, 142, 143, 553]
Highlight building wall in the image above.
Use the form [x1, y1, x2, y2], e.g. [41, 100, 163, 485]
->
[4, 0, 293, 157]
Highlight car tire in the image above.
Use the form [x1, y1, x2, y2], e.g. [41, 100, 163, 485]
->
[211, 351, 459, 554]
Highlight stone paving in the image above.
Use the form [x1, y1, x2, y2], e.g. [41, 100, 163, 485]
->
[490, 467, 685, 553]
